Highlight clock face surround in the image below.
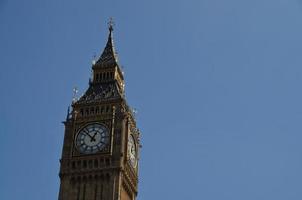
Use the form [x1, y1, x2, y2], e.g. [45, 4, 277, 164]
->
[128, 134, 137, 168]
[75, 123, 109, 154]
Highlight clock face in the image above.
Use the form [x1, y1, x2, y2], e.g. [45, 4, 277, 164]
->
[128, 134, 137, 167]
[75, 123, 109, 154]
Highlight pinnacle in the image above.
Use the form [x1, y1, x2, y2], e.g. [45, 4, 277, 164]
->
[95, 22, 118, 67]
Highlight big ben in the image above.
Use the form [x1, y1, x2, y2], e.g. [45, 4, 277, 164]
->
[58, 21, 141, 200]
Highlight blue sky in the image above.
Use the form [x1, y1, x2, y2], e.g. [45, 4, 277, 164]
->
[1, 0, 302, 199]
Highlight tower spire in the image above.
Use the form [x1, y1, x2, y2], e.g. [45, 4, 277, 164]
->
[95, 18, 118, 67]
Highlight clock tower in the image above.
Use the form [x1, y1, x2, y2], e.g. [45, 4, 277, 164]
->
[58, 22, 141, 200]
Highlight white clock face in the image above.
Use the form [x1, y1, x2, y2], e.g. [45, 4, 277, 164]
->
[75, 123, 109, 154]
[128, 134, 137, 167]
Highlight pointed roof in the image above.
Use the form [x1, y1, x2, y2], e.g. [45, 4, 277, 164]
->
[95, 22, 119, 67]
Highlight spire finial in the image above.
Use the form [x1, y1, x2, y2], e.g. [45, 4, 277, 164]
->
[108, 17, 115, 32]
[94, 18, 118, 66]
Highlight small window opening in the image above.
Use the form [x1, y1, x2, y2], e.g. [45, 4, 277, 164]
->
[72, 161, 76, 169]
[80, 109, 84, 116]
[94, 159, 98, 168]
[105, 158, 110, 166]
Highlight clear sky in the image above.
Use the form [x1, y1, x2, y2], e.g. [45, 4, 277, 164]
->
[1, 0, 302, 199]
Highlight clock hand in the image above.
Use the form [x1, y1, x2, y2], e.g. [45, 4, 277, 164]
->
[92, 131, 98, 138]
[86, 132, 95, 141]
[90, 131, 98, 142]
